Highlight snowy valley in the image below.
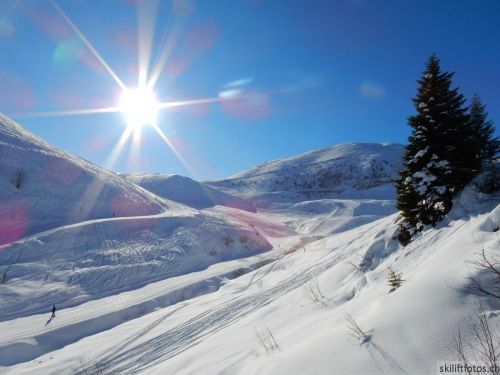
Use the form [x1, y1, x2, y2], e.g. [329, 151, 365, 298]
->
[0, 114, 499, 375]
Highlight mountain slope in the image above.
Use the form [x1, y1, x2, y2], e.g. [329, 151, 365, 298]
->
[0, 114, 166, 245]
[3, 116, 498, 375]
[124, 173, 255, 212]
[4, 182, 498, 375]
[0, 208, 271, 321]
[207, 143, 404, 205]
[0, 114, 273, 321]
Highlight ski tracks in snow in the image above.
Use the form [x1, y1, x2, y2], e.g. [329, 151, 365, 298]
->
[79, 234, 363, 375]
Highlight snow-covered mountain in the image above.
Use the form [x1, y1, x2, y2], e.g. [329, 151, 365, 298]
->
[2, 180, 497, 374]
[0, 114, 166, 245]
[123, 173, 255, 212]
[0, 114, 272, 321]
[1, 115, 498, 375]
[0, 209, 271, 321]
[207, 142, 404, 206]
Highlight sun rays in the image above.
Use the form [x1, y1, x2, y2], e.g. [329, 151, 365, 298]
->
[49, 0, 127, 91]
[14, 0, 221, 177]
[10, 0, 308, 177]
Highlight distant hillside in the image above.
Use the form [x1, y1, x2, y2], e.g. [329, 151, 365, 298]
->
[123, 173, 255, 212]
[206, 143, 404, 205]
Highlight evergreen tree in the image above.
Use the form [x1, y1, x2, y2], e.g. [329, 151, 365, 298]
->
[387, 267, 404, 293]
[467, 95, 500, 194]
[467, 95, 499, 168]
[396, 54, 470, 244]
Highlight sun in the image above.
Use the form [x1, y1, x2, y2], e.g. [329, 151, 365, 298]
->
[119, 87, 159, 129]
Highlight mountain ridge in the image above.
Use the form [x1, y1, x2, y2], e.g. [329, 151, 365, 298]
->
[206, 142, 405, 205]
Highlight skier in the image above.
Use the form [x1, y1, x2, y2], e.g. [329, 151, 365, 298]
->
[51, 304, 56, 318]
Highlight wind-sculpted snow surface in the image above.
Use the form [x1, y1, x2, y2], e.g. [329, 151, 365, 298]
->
[0, 210, 271, 321]
[124, 173, 255, 212]
[0, 114, 165, 245]
[206, 143, 404, 205]
[269, 199, 398, 236]
[2, 115, 499, 375]
[6, 187, 498, 375]
[75, 234, 363, 375]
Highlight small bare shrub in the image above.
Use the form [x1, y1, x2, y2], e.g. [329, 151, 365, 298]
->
[173, 288, 186, 304]
[255, 327, 280, 354]
[12, 169, 25, 189]
[345, 314, 370, 344]
[453, 304, 500, 375]
[305, 279, 324, 303]
[209, 247, 218, 257]
[73, 357, 106, 375]
[345, 253, 367, 274]
[462, 241, 500, 300]
[223, 235, 234, 247]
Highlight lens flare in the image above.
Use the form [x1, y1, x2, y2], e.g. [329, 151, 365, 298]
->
[119, 87, 159, 129]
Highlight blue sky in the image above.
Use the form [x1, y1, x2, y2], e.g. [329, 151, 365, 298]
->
[1, 0, 499, 180]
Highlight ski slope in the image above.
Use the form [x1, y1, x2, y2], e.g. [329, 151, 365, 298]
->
[0, 114, 498, 374]
[2, 186, 498, 375]
[0, 207, 272, 321]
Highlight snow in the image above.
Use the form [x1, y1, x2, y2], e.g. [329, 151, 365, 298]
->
[0, 114, 166, 245]
[412, 171, 437, 183]
[123, 173, 255, 212]
[434, 185, 447, 195]
[0, 210, 271, 320]
[411, 147, 428, 162]
[0, 114, 499, 375]
[433, 201, 446, 211]
[3, 187, 497, 375]
[415, 147, 428, 158]
[206, 142, 404, 207]
[412, 170, 438, 194]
